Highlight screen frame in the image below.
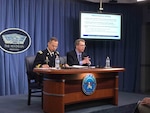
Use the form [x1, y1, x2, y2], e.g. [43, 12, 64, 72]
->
[79, 11, 122, 40]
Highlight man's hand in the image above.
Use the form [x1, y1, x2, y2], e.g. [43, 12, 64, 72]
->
[41, 64, 50, 68]
[82, 56, 91, 65]
[141, 97, 150, 106]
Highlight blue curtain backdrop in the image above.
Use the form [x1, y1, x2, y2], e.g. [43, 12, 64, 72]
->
[0, 0, 142, 95]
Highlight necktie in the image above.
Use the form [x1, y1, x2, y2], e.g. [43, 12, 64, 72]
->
[78, 54, 82, 62]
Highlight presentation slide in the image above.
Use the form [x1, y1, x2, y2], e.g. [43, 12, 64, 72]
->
[80, 12, 122, 40]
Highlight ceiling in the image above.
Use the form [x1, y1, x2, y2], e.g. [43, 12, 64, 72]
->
[84, 0, 148, 3]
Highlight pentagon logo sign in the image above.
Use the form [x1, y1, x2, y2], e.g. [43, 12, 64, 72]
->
[0, 28, 31, 54]
[82, 74, 97, 95]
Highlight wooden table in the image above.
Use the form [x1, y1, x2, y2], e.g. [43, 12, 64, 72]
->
[33, 67, 124, 113]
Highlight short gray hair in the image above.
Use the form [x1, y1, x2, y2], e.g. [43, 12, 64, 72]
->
[75, 39, 85, 46]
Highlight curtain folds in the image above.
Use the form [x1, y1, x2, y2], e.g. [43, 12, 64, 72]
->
[0, 0, 142, 95]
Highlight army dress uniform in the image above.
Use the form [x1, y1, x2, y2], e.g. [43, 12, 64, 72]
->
[33, 48, 56, 68]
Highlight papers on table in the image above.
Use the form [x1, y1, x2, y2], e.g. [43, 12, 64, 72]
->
[35, 67, 57, 70]
[35, 65, 96, 70]
[68, 65, 95, 69]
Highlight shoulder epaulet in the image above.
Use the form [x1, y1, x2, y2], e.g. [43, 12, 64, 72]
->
[38, 50, 43, 54]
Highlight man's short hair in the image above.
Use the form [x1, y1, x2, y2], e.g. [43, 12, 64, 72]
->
[75, 39, 85, 46]
[49, 37, 58, 42]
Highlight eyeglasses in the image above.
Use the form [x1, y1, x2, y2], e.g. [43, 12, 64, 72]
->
[79, 45, 86, 47]
[51, 45, 58, 48]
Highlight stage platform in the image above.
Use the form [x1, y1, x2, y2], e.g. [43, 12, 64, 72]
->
[0, 91, 149, 113]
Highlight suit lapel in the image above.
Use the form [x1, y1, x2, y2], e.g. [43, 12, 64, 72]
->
[73, 50, 79, 64]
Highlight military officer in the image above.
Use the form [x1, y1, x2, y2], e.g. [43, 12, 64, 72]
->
[33, 37, 59, 68]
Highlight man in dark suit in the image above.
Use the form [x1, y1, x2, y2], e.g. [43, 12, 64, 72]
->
[67, 39, 91, 66]
[33, 37, 59, 68]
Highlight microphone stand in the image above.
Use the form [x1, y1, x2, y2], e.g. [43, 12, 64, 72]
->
[99, 0, 103, 13]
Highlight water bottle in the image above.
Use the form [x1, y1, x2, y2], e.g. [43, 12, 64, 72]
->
[55, 55, 60, 69]
[105, 56, 110, 68]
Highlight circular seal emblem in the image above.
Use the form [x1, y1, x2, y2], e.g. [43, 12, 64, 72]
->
[0, 28, 31, 54]
[82, 74, 97, 95]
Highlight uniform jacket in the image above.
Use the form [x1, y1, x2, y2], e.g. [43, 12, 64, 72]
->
[33, 49, 56, 68]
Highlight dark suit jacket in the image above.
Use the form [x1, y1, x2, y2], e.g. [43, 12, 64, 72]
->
[67, 50, 88, 66]
[33, 49, 56, 68]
